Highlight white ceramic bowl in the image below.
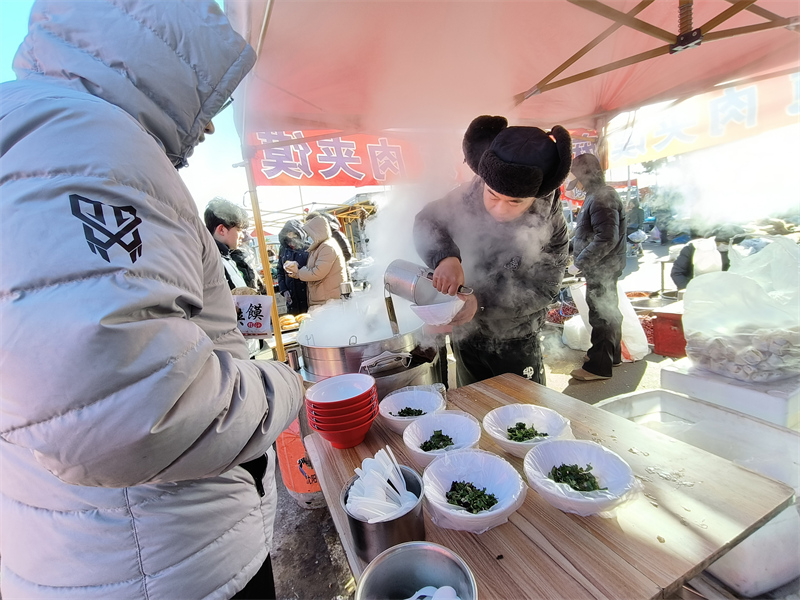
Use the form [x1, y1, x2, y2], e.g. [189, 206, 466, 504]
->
[378, 388, 447, 435]
[402, 411, 481, 469]
[409, 298, 465, 326]
[483, 404, 572, 458]
[523, 439, 636, 516]
[423, 449, 527, 533]
[305, 373, 376, 406]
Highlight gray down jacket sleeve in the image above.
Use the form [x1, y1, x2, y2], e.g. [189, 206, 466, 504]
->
[0, 92, 303, 488]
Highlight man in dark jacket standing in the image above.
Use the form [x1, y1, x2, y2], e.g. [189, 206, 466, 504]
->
[414, 116, 572, 387]
[568, 153, 627, 381]
[277, 220, 310, 315]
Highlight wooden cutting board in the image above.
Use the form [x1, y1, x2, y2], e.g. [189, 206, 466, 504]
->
[305, 373, 794, 600]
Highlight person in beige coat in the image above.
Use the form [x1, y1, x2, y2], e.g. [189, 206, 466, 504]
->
[284, 216, 347, 306]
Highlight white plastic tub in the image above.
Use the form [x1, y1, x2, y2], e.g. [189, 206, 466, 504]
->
[661, 357, 800, 429]
[596, 389, 800, 597]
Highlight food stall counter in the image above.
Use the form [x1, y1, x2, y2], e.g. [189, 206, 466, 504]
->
[304, 374, 794, 600]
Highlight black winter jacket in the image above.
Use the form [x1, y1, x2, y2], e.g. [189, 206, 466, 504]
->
[414, 178, 569, 341]
[670, 243, 730, 290]
[215, 240, 266, 293]
[277, 221, 310, 314]
[572, 182, 627, 277]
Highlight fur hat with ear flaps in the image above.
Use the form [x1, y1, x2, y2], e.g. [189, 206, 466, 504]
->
[477, 125, 572, 198]
[462, 115, 508, 174]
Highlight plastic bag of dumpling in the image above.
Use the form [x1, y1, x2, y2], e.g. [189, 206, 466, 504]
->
[683, 238, 800, 382]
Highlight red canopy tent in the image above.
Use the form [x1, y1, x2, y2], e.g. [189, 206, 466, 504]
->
[226, 0, 798, 136]
[223, 0, 800, 357]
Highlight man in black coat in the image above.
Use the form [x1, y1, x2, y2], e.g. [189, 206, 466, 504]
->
[414, 116, 572, 386]
[568, 153, 627, 381]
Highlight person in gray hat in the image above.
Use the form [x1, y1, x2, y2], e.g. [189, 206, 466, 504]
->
[568, 152, 627, 381]
[414, 115, 572, 386]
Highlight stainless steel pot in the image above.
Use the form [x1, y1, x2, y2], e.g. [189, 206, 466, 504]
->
[301, 357, 438, 401]
[300, 326, 424, 378]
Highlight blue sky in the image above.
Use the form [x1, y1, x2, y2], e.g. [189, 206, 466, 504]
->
[0, 0, 373, 230]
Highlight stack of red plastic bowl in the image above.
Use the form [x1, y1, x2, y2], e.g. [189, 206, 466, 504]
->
[305, 373, 378, 449]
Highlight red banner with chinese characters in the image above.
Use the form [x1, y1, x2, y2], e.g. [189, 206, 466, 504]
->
[248, 130, 419, 186]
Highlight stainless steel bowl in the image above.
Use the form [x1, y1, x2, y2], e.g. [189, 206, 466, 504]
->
[341, 465, 425, 563]
[355, 541, 478, 600]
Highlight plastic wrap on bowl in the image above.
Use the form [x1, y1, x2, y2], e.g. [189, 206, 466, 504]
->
[423, 449, 526, 534]
[378, 384, 447, 435]
[482, 404, 573, 458]
[409, 298, 465, 326]
[403, 411, 481, 469]
[523, 439, 638, 517]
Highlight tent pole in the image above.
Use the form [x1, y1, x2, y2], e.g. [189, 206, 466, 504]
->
[236, 0, 285, 363]
[245, 163, 286, 363]
[596, 116, 610, 172]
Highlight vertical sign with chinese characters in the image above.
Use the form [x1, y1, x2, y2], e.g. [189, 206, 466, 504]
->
[248, 130, 418, 186]
[233, 295, 274, 336]
[608, 72, 800, 168]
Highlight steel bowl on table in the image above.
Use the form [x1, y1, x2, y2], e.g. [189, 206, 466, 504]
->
[355, 541, 477, 600]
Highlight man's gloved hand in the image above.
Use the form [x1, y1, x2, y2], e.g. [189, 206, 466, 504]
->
[567, 264, 580, 276]
[283, 291, 292, 304]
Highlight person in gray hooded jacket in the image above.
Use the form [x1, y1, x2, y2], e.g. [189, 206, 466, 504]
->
[0, 2, 303, 598]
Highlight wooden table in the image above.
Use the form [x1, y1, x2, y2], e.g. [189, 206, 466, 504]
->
[304, 374, 794, 599]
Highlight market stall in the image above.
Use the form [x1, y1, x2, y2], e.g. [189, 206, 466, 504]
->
[222, 0, 799, 361]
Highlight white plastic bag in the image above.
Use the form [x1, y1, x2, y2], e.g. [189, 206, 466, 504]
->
[729, 236, 800, 303]
[523, 439, 639, 517]
[683, 271, 800, 382]
[683, 237, 800, 382]
[570, 282, 649, 361]
[423, 449, 527, 533]
[692, 238, 722, 276]
[562, 315, 591, 351]
[627, 229, 647, 243]
[649, 226, 661, 242]
[233, 295, 273, 336]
